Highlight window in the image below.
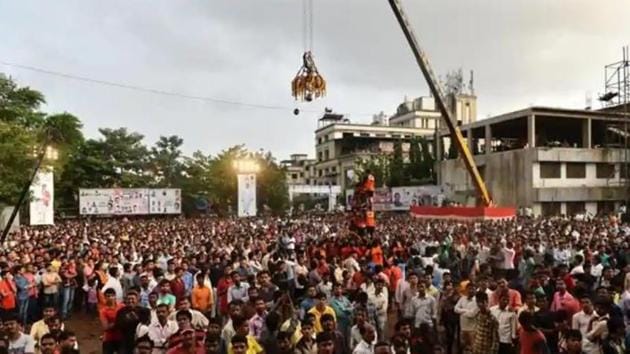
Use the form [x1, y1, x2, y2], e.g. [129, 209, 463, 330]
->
[360, 133, 370, 137]
[566, 202, 585, 216]
[291, 173, 298, 180]
[541, 202, 561, 216]
[318, 169, 323, 177]
[331, 167, 337, 173]
[318, 152, 323, 162]
[540, 162, 561, 178]
[305, 179, 310, 185]
[299, 172, 304, 177]
[324, 150, 330, 160]
[317, 138, 322, 145]
[566, 163, 585, 178]
[596, 164, 615, 179]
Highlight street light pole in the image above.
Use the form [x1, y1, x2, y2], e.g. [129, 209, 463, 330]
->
[1, 134, 52, 244]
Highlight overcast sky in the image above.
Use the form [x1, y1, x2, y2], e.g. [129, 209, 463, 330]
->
[1, 0, 629, 160]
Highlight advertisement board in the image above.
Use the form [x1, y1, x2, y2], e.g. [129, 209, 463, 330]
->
[79, 188, 150, 215]
[346, 185, 445, 211]
[391, 186, 445, 210]
[149, 189, 182, 214]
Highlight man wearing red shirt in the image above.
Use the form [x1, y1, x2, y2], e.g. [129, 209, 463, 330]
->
[170, 267, 186, 302]
[99, 288, 123, 354]
[550, 278, 580, 317]
[217, 265, 234, 317]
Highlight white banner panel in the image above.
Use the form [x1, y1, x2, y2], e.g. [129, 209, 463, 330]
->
[79, 188, 149, 215]
[346, 185, 445, 211]
[237, 174, 257, 217]
[392, 186, 444, 209]
[29, 171, 54, 225]
[149, 189, 182, 214]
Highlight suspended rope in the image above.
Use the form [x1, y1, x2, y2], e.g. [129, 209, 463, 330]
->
[292, 0, 326, 102]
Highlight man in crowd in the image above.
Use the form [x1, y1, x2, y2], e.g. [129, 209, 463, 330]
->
[148, 303, 179, 353]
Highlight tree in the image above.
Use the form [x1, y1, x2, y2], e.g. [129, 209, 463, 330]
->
[206, 145, 247, 214]
[0, 74, 87, 211]
[406, 137, 423, 182]
[180, 151, 213, 214]
[149, 135, 184, 187]
[0, 74, 46, 127]
[419, 137, 436, 183]
[98, 128, 151, 187]
[388, 140, 405, 187]
[255, 151, 288, 213]
[355, 155, 389, 188]
[0, 122, 37, 205]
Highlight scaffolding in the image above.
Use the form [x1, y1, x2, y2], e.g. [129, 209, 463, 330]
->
[600, 46, 629, 107]
[600, 47, 630, 208]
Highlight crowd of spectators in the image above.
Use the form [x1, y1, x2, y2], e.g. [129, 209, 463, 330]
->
[0, 213, 628, 354]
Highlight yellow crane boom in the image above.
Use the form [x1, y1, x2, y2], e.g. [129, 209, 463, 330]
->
[388, 0, 492, 206]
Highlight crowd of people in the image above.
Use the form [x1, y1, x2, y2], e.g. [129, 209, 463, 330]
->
[0, 212, 628, 354]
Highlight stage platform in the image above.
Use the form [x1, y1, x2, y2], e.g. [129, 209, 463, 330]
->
[410, 206, 516, 220]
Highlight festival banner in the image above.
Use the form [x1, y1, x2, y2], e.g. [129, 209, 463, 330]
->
[29, 170, 54, 225]
[237, 174, 257, 217]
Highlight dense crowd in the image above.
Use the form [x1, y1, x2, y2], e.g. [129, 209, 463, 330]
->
[0, 213, 629, 354]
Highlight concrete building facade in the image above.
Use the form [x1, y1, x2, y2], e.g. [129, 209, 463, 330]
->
[438, 107, 630, 216]
[309, 94, 478, 191]
[280, 154, 316, 186]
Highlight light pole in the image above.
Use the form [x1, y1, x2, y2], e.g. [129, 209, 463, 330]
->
[233, 159, 260, 217]
[1, 135, 58, 243]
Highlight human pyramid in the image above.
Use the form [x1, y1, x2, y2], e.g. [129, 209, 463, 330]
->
[350, 170, 377, 237]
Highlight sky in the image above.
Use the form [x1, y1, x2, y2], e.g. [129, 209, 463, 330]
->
[1, 0, 629, 160]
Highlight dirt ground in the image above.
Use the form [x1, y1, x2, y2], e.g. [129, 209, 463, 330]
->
[66, 312, 102, 354]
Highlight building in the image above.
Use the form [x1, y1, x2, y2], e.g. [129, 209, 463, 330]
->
[311, 93, 477, 190]
[437, 106, 630, 216]
[280, 154, 316, 185]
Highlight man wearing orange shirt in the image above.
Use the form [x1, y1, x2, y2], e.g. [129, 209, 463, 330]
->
[99, 288, 123, 354]
[370, 240, 384, 267]
[363, 170, 376, 195]
[365, 210, 376, 236]
[0, 270, 17, 314]
[192, 273, 213, 314]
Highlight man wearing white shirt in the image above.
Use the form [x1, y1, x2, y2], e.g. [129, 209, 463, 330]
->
[501, 242, 516, 270]
[352, 324, 376, 354]
[343, 253, 360, 277]
[102, 267, 124, 302]
[571, 296, 599, 354]
[490, 292, 517, 354]
[369, 279, 388, 339]
[148, 304, 178, 354]
[454, 283, 478, 353]
[411, 283, 436, 329]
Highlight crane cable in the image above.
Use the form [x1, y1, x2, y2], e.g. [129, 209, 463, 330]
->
[292, 0, 326, 102]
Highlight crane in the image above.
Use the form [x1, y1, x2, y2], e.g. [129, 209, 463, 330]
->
[387, 0, 493, 207]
